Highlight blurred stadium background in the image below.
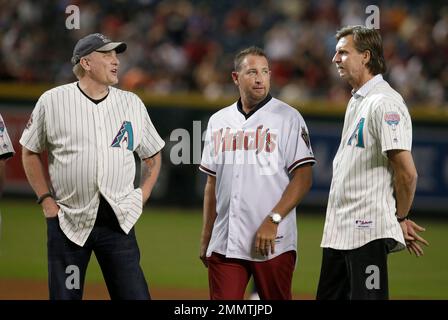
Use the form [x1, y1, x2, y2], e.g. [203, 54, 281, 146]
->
[0, 0, 447, 299]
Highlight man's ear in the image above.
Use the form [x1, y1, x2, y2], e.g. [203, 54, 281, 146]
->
[363, 50, 371, 66]
[79, 56, 90, 71]
[231, 71, 239, 86]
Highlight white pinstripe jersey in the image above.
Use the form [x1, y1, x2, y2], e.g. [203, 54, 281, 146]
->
[0, 113, 15, 159]
[200, 95, 316, 261]
[20, 82, 165, 246]
[321, 75, 410, 251]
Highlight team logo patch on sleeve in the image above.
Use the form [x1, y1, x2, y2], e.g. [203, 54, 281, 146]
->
[301, 127, 311, 149]
[25, 114, 33, 130]
[384, 112, 400, 130]
[0, 119, 4, 134]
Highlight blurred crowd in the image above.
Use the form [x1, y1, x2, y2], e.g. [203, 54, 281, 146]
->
[0, 0, 447, 107]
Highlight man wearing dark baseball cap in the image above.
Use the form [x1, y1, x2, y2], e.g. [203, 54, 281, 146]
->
[71, 33, 127, 65]
[21, 30, 165, 300]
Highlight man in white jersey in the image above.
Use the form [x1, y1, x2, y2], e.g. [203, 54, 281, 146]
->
[0, 113, 15, 197]
[20, 33, 165, 300]
[317, 26, 429, 300]
[199, 46, 315, 300]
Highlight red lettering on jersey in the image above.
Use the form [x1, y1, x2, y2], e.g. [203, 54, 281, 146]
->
[255, 125, 262, 151]
[212, 129, 223, 156]
[244, 131, 255, 150]
[265, 132, 277, 153]
[256, 125, 269, 154]
[213, 126, 277, 154]
[222, 127, 233, 151]
[234, 130, 244, 150]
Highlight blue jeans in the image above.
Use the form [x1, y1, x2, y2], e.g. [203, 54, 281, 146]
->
[46, 199, 150, 300]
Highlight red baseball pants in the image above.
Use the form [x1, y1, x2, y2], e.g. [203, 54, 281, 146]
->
[207, 250, 296, 300]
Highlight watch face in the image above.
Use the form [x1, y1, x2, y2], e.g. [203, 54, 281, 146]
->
[271, 213, 281, 223]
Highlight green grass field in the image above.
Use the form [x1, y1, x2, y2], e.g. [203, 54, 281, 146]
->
[1, 199, 447, 299]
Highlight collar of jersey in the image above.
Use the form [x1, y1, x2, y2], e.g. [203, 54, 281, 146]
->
[351, 74, 384, 99]
[77, 82, 110, 105]
[236, 93, 272, 120]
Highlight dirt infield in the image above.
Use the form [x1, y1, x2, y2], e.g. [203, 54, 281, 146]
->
[0, 279, 207, 300]
[0, 279, 314, 300]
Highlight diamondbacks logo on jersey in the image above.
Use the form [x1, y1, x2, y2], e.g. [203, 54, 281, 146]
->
[347, 117, 365, 148]
[384, 112, 400, 130]
[301, 126, 310, 149]
[210, 125, 277, 156]
[111, 121, 134, 150]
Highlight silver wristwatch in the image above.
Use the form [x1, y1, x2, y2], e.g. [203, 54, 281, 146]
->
[269, 212, 282, 224]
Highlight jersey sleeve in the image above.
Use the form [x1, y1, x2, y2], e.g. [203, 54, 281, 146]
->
[135, 99, 165, 159]
[373, 100, 412, 154]
[284, 114, 316, 174]
[199, 119, 217, 176]
[0, 114, 15, 159]
[19, 95, 48, 153]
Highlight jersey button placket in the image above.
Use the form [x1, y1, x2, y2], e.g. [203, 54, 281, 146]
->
[94, 107, 104, 185]
[228, 195, 237, 253]
[228, 161, 242, 255]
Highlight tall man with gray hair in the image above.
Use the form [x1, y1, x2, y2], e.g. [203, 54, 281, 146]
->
[317, 26, 429, 300]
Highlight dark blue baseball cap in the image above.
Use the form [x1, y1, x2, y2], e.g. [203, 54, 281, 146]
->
[71, 33, 127, 65]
